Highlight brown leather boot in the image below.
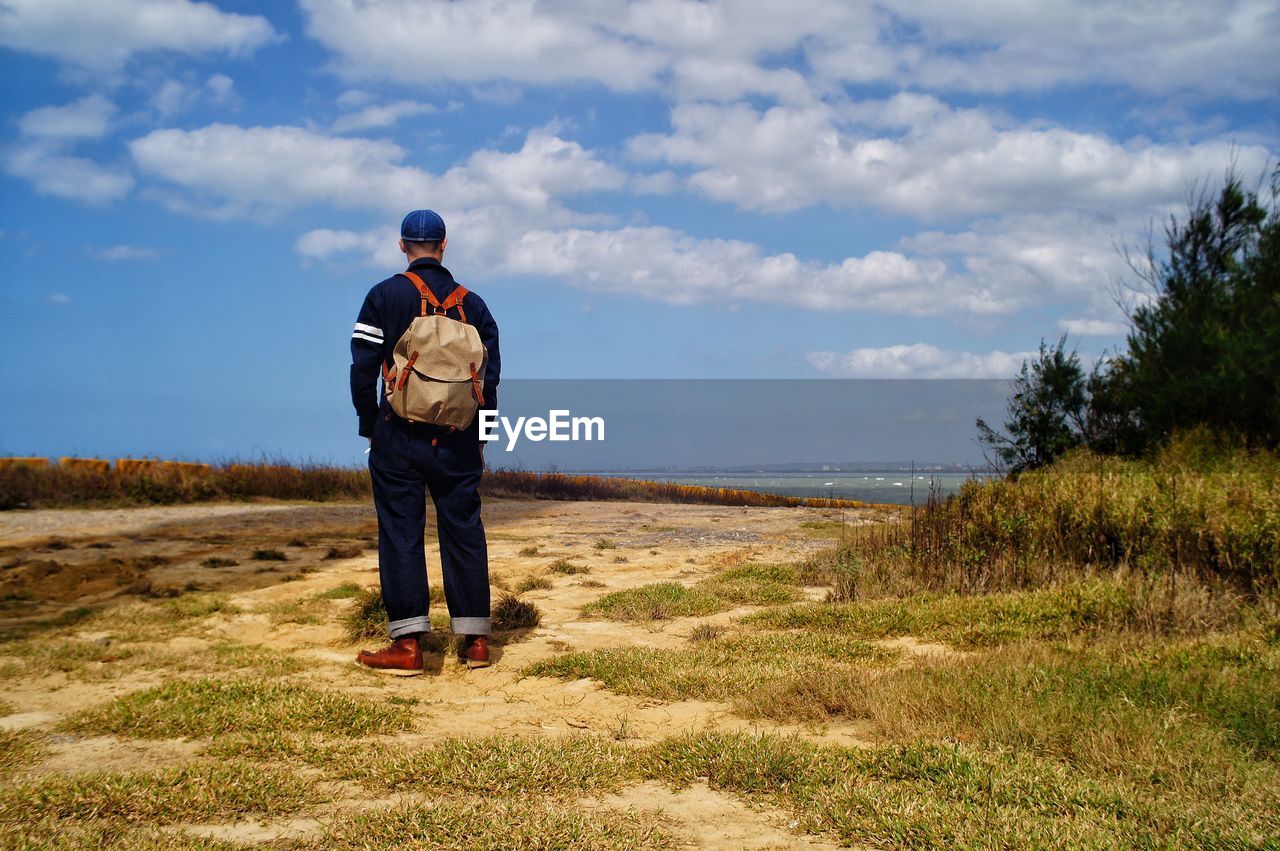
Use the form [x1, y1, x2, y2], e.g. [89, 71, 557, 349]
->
[356, 636, 423, 676]
[457, 635, 490, 669]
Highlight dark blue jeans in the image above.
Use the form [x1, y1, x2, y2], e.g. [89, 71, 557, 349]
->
[368, 413, 490, 638]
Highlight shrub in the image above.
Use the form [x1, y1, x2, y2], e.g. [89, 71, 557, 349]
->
[342, 587, 387, 641]
[492, 595, 541, 631]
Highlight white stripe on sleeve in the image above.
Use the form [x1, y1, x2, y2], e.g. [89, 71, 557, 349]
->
[353, 322, 383, 338]
[352, 332, 383, 345]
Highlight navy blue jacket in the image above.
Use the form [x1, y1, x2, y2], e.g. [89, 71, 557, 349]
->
[350, 257, 501, 438]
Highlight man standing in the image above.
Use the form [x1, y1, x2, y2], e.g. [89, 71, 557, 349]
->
[349, 209, 501, 675]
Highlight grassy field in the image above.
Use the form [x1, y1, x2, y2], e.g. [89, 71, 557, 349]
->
[1, 459, 1277, 848]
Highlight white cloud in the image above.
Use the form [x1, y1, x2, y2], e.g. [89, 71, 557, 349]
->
[46, 293, 71, 305]
[298, 0, 1280, 99]
[1059, 318, 1129, 337]
[92, 244, 160, 261]
[300, 220, 1013, 317]
[300, 0, 665, 91]
[206, 74, 235, 103]
[289, 192, 1187, 322]
[628, 97, 1272, 218]
[630, 171, 680, 195]
[807, 344, 1036, 378]
[668, 57, 815, 105]
[149, 74, 240, 117]
[151, 80, 192, 118]
[331, 100, 437, 134]
[5, 144, 134, 204]
[130, 122, 626, 225]
[0, 0, 277, 70]
[296, 227, 400, 268]
[17, 95, 115, 140]
[7, 97, 132, 204]
[298, 0, 870, 101]
[130, 124, 426, 217]
[813, 0, 1280, 100]
[336, 89, 374, 109]
[504, 226, 979, 313]
[899, 211, 1137, 315]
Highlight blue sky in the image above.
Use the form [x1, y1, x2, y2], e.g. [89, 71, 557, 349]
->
[1, 0, 1277, 465]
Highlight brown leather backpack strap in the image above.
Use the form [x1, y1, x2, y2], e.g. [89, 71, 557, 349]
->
[441, 285, 469, 324]
[402, 271, 441, 317]
[468, 361, 484, 406]
[396, 351, 419, 392]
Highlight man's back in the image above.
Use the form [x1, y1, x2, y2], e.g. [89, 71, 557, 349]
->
[350, 256, 500, 439]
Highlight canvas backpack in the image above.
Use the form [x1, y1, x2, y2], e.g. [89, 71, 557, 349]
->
[381, 271, 488, 430]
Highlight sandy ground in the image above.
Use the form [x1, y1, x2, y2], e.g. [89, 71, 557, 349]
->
[0, 497, 903, 848]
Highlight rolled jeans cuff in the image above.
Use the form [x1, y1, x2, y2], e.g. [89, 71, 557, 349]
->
[450, 616, 491, 636]
[388, 615, 431, 639]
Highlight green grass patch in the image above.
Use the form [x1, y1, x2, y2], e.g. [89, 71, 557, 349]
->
[342, 586, 386, 640]
[0, 761, 318, 826]
[800, 519, 848, 539]
[592, 538, 617, 550]
[515, 575, 553, 593]
[168, 642, 302, 677]
[582, 583, 728, 621]
[0, 728, 45, 775]
[744, 578, 1214, 648]
[549, 558, 590, 575]
[526, 631, 897, 717]
[687, 623, 724, 642]
[261, 597, 326, 626]
[315, 581, 361, 599]
[0, 822, 243, 850]
[0, 638, 298, 682]
[304, 798, 671, 850]
[60, 677, 409, 739]
[644, 731, 1280, 849]
[110, 591, 240, 629]
[0, 638, 136, 679]
[645, 730, 825, 794]
[697, 575, 804, 607]
[583, 567, 805, 622]
[716, 563, 802, 584]
[832, 631, 1280, 766]
[332, 734, 636, 795]
[199, 731, 337, 764]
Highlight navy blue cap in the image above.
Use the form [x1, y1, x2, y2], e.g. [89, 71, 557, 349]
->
[400, 209, 446, 242]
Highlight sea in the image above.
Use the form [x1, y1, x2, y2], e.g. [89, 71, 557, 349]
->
[587, 470, 994, 506]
